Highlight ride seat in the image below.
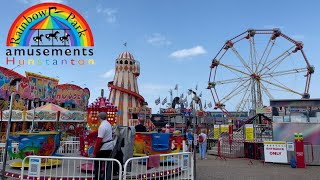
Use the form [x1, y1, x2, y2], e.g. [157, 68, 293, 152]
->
[151, 133, 171, 152]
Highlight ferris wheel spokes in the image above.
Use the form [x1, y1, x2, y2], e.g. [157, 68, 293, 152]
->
[258, 45, 295, 75]
[260, 82, 274, 100]
[236, 81, 252, 112]
[220, 63, 251, 76]
[230, 46, 253, 74]
[219, 79, 251, 104]
[261, 68, 308, 79]
[255, 38, 275, 73]
[215, 76, 249, 85]
[260, 78, 304, 96]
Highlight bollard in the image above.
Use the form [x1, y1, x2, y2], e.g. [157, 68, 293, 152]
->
[294, 133, 306, 168]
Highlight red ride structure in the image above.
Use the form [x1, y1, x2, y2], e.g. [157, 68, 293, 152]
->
[208, 28, 314, 124]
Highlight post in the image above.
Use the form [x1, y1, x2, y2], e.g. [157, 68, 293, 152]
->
[30, 98, 39, 132]
[31, 105, 36, 132]
[1, 92, 15, 179]
[192, 100, 198, 180]
[193, 115, 197, 180]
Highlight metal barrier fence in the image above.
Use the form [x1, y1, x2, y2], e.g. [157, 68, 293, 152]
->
[20, 156, 122, 180]
[57, 141, 80, 154]
[0, 140, 80, 164]
[123, 152, 193, 180]
[0, 142, 18, 163]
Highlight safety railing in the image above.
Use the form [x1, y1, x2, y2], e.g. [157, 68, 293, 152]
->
[20, 156, 122, 180]
[0, 142, 18, 163]
[57, 141, 80, 154]
[123, 152, 193, 180]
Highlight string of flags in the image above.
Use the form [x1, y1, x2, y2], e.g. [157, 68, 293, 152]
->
[155, 97, 160, 105]
[162, 97, 167, 105]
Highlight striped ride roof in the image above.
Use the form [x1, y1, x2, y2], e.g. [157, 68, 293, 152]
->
[118, 51, 135, 60]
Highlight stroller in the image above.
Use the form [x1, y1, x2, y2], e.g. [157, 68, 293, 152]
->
[101, 125, 136, 180]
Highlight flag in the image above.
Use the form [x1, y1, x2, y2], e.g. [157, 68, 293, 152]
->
[195, 84, 198, 91]
[208, 102, 212, 108]
[155, 97, 160, 105]
[199, 91, 202, 97]
[187, 89, 192, 95]
[162, 97, 167, 105]
[184, 100, 188, 107]
[183, 96, 188, 103]
[204, 101, 207, 109]
[180, 93, 184, 99]
[169, 89, 173, 96]
[174, 84, 178, 90]
[123, 42, 127, 47]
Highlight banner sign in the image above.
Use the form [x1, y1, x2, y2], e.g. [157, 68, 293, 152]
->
[2, 110, 24, 121]
[245, 124, 254, 141]
[60, 111, 86, 122]
[220, 125, 228, 133]
[214, 125, 220, 139]
[264, 141, 288, 163]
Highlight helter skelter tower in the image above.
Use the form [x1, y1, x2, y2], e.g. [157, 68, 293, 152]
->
[108, 52, 145, 126]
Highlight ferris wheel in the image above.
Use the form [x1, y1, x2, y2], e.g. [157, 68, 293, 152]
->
[207, 29, 314, 118]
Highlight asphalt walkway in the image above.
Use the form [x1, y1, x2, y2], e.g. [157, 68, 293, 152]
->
[196, 155, 320, 180]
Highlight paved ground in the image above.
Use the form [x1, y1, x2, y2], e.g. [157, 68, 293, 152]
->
[196, 154, 320, 180]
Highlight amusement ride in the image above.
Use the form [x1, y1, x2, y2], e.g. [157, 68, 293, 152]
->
[208, 28, 314, 120]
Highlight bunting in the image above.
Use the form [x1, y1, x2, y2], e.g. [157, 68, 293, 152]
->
[155, 97, 160, 105]
[162, 97, 168, 105]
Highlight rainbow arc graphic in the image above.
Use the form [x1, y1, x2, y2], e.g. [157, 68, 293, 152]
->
[6, 3, 94, 47]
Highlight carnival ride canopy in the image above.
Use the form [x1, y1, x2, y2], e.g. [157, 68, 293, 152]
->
[30, 103, 69, 112]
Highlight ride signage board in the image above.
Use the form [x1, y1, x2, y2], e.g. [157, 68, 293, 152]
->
[214, 125, 220, 139]
[28, 158, 41, 177]
[264, 141, 288, 163]
[245, 124, 254, 141]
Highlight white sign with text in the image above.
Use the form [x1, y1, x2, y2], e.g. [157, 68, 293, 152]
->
[264, 141, 288, 163]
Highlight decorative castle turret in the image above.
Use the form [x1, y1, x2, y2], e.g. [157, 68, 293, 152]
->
[108, 52, 145, 125]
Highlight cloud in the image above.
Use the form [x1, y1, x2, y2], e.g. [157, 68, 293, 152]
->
[147, 33, 171, 46]
[101, 69, 115, 79]
[96, 4, 117, 23]
[169, 46, 207, 59]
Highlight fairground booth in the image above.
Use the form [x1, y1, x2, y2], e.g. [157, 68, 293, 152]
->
[271, 98, 320, 165]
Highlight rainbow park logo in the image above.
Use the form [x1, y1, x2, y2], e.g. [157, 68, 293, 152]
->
[6, 2, 95, 66]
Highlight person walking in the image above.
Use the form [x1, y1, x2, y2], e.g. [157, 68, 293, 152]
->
[198, 129, 208, 160]
[92, 112, 114, 179]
